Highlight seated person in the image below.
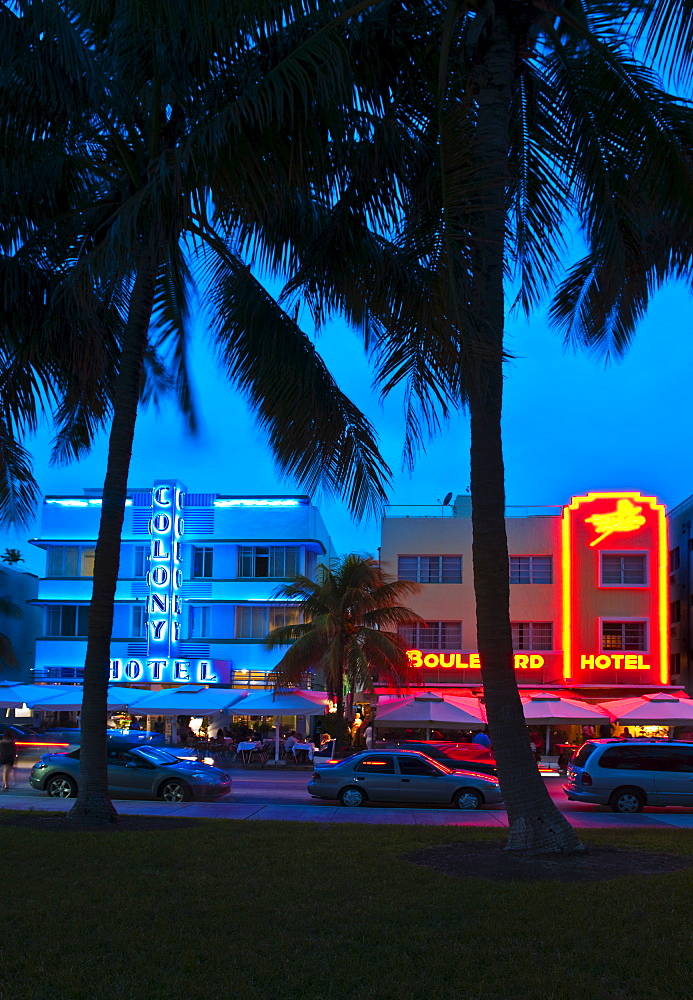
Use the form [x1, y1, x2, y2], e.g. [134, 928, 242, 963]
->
[284, 731, 299, 754]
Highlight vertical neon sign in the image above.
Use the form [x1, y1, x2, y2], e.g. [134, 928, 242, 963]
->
[147, 482, 184, 666]
[562, 492, 668, 686]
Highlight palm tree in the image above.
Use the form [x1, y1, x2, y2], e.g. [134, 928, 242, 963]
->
[1, 0, 393, 824]
[267, 554, 422, 744]
[262, 1, 693, 851]
[0, 574, 21, 673]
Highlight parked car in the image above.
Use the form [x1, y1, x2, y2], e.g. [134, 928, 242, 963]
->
[377, 740, 497, 776]
[43, 728, 166, 745]
[30, 743, 232, 802]
[563, 738, 693, 812]
[307, 749, 503, 809]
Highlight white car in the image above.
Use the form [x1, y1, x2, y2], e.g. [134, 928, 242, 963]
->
[307, 750, 503, 809]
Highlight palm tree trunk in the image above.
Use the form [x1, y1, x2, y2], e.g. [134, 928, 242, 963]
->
[468, 15, 584, 853]
[67, 243, 158, 825]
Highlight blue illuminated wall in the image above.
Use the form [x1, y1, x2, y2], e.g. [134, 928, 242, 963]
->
[31, 483, 336, 686]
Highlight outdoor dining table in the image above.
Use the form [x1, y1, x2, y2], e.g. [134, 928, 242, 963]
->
[291, 742, 315, 762]
[236, 741, 263, 762]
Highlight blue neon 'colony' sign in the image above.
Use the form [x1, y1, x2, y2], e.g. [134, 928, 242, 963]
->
[148, 483, 183, 657]
[108, 479, 222, 685]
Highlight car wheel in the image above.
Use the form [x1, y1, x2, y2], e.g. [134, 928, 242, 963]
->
[46, 775, 77, 798]
[610, 787, 645, 813]
[339, 786, 367, 807]
[453, 788, 483, 810]
[160, 780, 192, 803]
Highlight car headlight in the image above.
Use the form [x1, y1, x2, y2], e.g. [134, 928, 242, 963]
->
[190, 771, 216, 781]
[32, 761, 48, 771]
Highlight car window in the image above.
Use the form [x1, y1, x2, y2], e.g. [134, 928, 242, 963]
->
[106, 748, 131, 764]
[125, 751, 155, 769]
[354, 756, 396, 774]
[398, 756, 442, 776]
[598, 746, 655, 770]
[573, 743, 598, 767]
[647, 746, 693, 772]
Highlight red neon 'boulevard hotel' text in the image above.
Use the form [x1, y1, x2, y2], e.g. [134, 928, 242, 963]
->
[381, 492, 670, 695]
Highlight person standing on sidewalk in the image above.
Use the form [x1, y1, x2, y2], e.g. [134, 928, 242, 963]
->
[0, 732, 17, 791]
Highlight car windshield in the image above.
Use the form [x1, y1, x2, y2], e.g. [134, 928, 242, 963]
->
[133, 747, 180, 765]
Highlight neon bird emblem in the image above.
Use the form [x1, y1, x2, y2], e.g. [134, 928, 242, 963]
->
[584, 498, 646, 547]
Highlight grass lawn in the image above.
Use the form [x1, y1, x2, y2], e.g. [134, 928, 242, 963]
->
[1, 814, 692, 1000]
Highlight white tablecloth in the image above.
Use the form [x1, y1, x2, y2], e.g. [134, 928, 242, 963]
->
[291, 742, 314, 761]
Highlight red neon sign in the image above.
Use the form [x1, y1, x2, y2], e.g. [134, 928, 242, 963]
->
[562, 492, 668, 685]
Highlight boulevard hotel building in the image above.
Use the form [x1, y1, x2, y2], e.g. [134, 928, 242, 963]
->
[381, 491, 676, 701]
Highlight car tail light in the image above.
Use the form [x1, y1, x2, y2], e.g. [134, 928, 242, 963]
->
[581, 772, 593, 786]
[311, 771, 321, 780]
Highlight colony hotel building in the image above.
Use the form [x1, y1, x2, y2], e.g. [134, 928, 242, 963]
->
[30, 481, 335, 688]
[382, 491, 675, 701]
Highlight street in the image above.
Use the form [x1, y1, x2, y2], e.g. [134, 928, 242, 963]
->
[5, 756, 693, 827]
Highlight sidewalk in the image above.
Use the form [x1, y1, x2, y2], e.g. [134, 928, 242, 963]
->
[3, 791, 693, 828]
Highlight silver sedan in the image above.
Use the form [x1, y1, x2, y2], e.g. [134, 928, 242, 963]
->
[30, 744, 232, 802]
[307, 750, 503, 809]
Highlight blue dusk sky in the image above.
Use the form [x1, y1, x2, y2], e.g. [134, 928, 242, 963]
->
[2, 275, 690, 577]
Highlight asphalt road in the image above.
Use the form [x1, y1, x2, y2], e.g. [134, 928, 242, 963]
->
[8, 755, 693, 818]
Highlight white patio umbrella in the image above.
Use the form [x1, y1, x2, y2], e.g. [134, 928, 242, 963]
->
[521, 693, 611, 752]
[126, 685, 247, 716]
[521, 693, 610, 725]
[374, 691, 486, 739]
[27, 685, 151, 712]
[598, 691, 693, 726]
[0, 683, 70, 709]
[227, 689, 329, 762]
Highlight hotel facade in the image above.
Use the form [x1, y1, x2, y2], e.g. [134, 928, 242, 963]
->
[30, 481, 335, 688]
[381, 491, 674, 701]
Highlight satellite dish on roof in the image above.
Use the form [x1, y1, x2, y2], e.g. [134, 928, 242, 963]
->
[438, 492, 454, 516]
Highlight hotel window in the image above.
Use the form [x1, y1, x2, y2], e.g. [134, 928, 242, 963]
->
[511, 622, 553, 651]
[269, 604, 300, 629]
[671, 600, 681, 624]
[671, 653, 681, 675]
[131, 605, 148, 638]
[601, 621, 647, 651]
[670, 547, 681, 571]
[238, 546, 300, 578]
[189, 604, 211, 638]
[133, 545, 149, 578]
[192, 547, 214, 578]
[47, 546, 95, 577]
[45, 605, 90, 637]
[600, 553, 647, 586]
[397, 556, 462, 584]
[398, 622, 462, 649]
[235, 604, 300, 639]
[509, 556, 552, 584]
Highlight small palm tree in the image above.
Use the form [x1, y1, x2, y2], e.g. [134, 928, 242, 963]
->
[267, 554, 422, 744]
[0, 549, 23, 566]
